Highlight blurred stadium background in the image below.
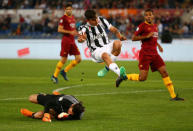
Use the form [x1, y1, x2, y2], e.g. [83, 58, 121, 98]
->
[0, 0, 193, 130]
[0, 0, 192, 39]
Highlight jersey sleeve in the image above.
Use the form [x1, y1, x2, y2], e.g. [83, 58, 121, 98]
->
[99, 16, 112, 30]
[78, 25, 86, 35]
[58, 17, 65, 26]
[134, 24, 143, 36]
[44, 99, 57, 113]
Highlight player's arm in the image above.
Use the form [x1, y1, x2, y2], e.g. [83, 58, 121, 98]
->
[42, 100, 56, 122]
[78, 33, 87, 43]
[132, 32, 154, 41]
[157, 43, 163, 53]
[58, 25, 77, 36]
[78, 26, 87, 43]
[109, 26, 126, 41]
[57, 113, 75, 120]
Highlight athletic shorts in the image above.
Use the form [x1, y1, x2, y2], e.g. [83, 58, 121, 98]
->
[60, 37, 80, 57]
[138, 53, 165, 72]
[37, 94, 57, 106]
[91, 42, 114, 63]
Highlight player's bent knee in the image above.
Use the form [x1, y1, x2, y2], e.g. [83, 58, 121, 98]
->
[163, 71, 168, 77]
[160, 70, 168, 78]
[29, 94, 38, 103]
[76, 58, 82, 63]
[102, 53, 109, 59]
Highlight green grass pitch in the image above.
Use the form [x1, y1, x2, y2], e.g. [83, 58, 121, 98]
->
[0, 59, 193, 131]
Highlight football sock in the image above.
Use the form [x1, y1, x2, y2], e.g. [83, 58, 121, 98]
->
[111, 54, 117, 62]
[163, 76, 176, 98]
[109, 63, 120, 76]
[54, 61, 64, 77]
[64, 60, 78, 72]
[31, 112, 36, 118]
[127, 74, 139, 81]
[105, 65, 109, 71]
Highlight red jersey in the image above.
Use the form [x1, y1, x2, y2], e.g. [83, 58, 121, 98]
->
[134, 22, 158, 55]
[59, 15, 76, 40]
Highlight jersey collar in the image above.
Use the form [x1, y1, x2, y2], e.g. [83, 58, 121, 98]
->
[145, 21, 153, 25]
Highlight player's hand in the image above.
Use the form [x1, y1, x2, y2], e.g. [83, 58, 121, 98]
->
[78, 33, 86, 43]
[120, 35, 127, 41]
[158, 44, 163, 53]
[70, 30, 78, 36]
[146, 32, 154, 39]
[58, 112, 69, 119]
[42, 113, 51, 122]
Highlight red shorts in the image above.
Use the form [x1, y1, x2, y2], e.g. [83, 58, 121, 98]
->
[60, 37, 80, 57]
[138, 53, 165, 72]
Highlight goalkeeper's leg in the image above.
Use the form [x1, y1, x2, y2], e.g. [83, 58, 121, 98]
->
[21, 109, 44, 118]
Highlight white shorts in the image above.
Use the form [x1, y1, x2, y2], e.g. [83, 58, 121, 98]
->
[91, 42, 114, 63]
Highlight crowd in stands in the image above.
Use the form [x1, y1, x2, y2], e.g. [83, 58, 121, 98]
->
[1, 0, 192, 9]
[0, 0, 193, 39]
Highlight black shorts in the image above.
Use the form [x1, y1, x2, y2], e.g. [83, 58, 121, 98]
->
[37, 94, 57, 106]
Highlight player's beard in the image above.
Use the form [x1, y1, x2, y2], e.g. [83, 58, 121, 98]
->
[146, 19, 153, 24]
[66, 11, 72, 16]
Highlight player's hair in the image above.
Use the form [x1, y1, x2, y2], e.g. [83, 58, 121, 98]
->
[84, 9, 96, 20]
[72, 102, 85, 119]
[145, 8, 153, 13]
[64, 2, 72, 8]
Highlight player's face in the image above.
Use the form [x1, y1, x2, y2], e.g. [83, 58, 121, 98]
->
[65, 6, 72, 16]
[88, 17, 98, 26]
[144, 11, 154, 24]
[68, 105, 74, 115]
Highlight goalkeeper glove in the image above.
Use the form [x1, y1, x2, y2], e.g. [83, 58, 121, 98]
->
[42, 113, 51, 122]
[58, 112, 69, 119]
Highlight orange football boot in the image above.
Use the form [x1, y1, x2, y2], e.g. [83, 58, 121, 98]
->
[20, 108, 34, 117]
[53, 91, 60, 95]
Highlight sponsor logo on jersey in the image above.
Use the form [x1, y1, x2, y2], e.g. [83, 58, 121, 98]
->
[93, 32, 105, 40]
[70, 23, 75, 28]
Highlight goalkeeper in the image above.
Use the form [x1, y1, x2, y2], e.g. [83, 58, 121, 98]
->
[20, 92, 85, 122]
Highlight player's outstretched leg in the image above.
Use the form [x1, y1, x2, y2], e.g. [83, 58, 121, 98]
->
[51, 75, 58, 84]
[60, 70, 69, 81]
[52, 60, 64, 84]
[116, 76, 127, 87]
[116, 66, 127, 87]
[97, 66, 109, 77]
[116, 73, 140, 87]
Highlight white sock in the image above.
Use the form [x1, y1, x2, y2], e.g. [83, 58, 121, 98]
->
[109, 63, 120, 76]
[110, 54, 117, 62]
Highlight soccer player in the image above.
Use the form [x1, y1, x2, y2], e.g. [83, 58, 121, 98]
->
[51, 3, 81, 83]
[78, 9, 127, 78]
[20, 93, 85, 122]
[116, 9, 184, 101]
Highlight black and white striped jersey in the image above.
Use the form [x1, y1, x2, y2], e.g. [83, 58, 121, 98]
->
[78, 16, 112, 52]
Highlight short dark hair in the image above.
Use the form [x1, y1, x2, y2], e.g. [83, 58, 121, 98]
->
[145, 8, 153, 13]
[84, 9, 96, 20]
[72, 102, 85, 119]
[64, 2, 72, 8]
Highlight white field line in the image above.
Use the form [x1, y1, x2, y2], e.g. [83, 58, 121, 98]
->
[0, 83, 193, 101]
[0, 90, 164, 101]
